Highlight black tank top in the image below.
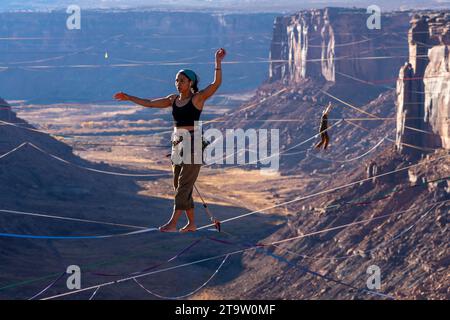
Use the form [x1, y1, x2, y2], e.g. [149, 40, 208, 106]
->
[172, 95, 202, 127]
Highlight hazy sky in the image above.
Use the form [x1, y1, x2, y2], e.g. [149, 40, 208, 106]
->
[1, 0, 448, 12]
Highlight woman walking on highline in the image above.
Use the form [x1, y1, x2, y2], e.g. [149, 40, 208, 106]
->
[314, 102, 332, 150]
[114, 48, 226, 232]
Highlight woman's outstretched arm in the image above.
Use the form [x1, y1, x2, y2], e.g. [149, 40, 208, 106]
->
[113, 92, 175, 108]
[197, 48, 226, 102]
[324, 102, 332, 115]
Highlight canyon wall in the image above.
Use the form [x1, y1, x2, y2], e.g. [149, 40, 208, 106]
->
[269, 7, 410, 84]
[396, 12, 450, 156]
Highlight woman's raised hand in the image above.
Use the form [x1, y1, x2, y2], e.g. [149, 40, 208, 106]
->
[215, 48, 226, 62]
[114, 92, 130, 101]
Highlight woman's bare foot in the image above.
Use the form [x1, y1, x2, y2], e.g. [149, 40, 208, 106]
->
[179, 223, 197, 233]
[159, 222, 178, 232]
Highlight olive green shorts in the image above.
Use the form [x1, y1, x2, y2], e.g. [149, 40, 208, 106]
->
[172, 163, 202, 210]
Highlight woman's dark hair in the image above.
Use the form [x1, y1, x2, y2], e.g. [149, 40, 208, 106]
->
[180, 71, 200, 93]
[191, 77, 199, 93]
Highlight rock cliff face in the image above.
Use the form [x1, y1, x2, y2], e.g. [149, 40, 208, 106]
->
[269, 8, 449, 156]
[206, 9, 449, 300]
[396, 12, 450, 156]
[269, 7, 410, 84]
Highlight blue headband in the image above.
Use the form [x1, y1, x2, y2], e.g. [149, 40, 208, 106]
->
[179, 69, 197, 82]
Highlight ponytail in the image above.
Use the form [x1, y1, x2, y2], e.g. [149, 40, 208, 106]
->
[191, 76, 200, 93]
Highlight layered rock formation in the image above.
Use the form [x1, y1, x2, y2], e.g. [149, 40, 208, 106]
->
[269, 7, 410, 84]
[205, 8, 449, 300]
[0, 11, 277, 102]
[268, 8, 449, 157]
[396, 12, 450, 156]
